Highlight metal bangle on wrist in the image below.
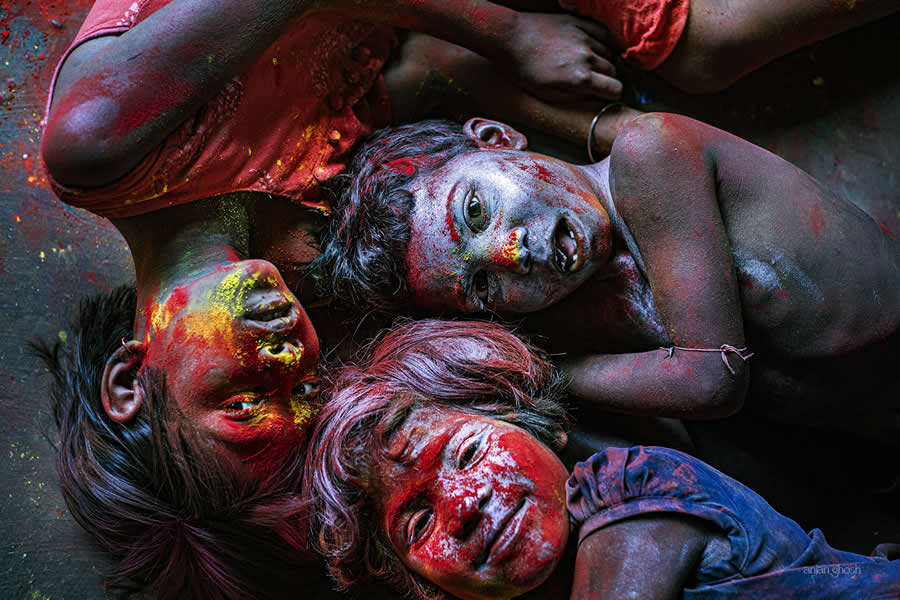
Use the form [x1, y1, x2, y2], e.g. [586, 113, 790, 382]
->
[586, 102, 624, 163]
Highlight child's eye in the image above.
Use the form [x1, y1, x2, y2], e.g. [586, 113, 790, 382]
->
[407, 508, 433, 545]
[223, 396, 261, 419]
[292, 381, 319, 396]
[457, 435, 483, 469]
[472, 271, 490, 306]
[464, 193, 490, 232]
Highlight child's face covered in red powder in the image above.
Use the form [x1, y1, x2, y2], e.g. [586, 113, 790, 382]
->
[373, 407, 570, 600]
[405, 151, 612, 313]
[141, 259, 320, 478]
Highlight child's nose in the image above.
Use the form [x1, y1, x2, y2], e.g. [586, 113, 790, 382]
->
[489, 227, 532, 274]
[447, 484, 492, 539]
[259, 339, 305, 371]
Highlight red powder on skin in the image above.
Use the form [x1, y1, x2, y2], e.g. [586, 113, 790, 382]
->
[215, 241, 241, 262]
[141, 283, 160, 336]
[685, 367, 695, 378]
[166, 285, 190, 314]
[492, 229, 521, 269]
[444, 193, 460, 244]
[809, 203, 825, 240]
[468, 7, 493, 25]
[514, 161, 557, 187]
[878, 222, 895, 238]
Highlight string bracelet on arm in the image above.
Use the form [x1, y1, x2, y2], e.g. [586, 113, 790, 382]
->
[586, 102, 624, 163]
[660, 344, 755, 376]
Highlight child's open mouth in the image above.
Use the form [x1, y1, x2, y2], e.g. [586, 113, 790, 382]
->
[553, 217, 584, 274]
[244, 297, 300, 333]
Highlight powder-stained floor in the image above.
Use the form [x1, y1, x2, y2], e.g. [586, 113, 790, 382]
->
[1, 3, 897, 598]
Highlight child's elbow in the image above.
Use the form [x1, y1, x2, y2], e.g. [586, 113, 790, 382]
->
[42, 99, 136, 188]
[690, 361, 749, 419]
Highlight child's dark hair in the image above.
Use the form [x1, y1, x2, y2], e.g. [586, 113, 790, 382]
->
[33, 285, 314, 600]
[310, 119, 475, 310]
[303, 318, 568, 600]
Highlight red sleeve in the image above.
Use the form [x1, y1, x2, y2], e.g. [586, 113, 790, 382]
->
[558, 0, 689, 70]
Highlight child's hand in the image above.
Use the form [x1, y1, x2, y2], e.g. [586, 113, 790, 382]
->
[506, 12, 622, 103]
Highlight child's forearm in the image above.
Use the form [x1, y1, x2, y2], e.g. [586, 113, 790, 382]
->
[560, 347, 749, 419]
[386, 33, 636, 156]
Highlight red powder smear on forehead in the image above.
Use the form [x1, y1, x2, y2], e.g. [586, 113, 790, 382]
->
[514, 161, 576, 195]
[445, 194, 460, 243]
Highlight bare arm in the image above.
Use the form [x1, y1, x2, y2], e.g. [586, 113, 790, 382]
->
[385, 32, 637, 158]
[657, 0, 900, 93]
[42, 0, 618, 187]
[562, 113, 752, 419]
[571, 514, 709, 600]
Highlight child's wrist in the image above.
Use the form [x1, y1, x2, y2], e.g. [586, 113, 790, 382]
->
[589, 105, 643, 160]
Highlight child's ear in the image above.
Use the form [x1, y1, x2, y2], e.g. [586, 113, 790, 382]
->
[463, 118, 528, 150]
[552, 428, 568, 452]
[101, 340, 147, 423]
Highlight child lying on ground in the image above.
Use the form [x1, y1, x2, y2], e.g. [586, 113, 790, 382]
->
[312, 116, 899, 438]
[304, 319, 900, 600]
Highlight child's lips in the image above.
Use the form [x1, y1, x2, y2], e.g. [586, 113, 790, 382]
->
[483, 497, 529, 567]
[244, 296, 302, 334]
[552, 217, 585, 274]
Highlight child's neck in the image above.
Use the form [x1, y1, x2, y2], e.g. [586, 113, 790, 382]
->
[113, 196, 252, 340]
[577, 157, 648, 278]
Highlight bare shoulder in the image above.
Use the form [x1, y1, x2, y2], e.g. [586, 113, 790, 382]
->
[49, 35, 118, 112]
[606, 113, 730, 225]
[609, 112, 760, 171]
[608, 114, 717, 197]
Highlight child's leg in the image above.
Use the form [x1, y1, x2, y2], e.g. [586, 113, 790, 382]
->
[656, 0, 900, 93]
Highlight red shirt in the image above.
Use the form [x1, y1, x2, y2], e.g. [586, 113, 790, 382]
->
[42, 0, 395, 218]
[559, 0, 688, 71]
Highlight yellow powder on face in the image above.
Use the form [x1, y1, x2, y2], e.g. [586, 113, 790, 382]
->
[208, 270, 261, 316]
[182, 307, 247, 357]
[255, 337, 304, 369]
[289, 396, 320, 429]
[149, 269, 260, 360]
[149, 299, 175, 333]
